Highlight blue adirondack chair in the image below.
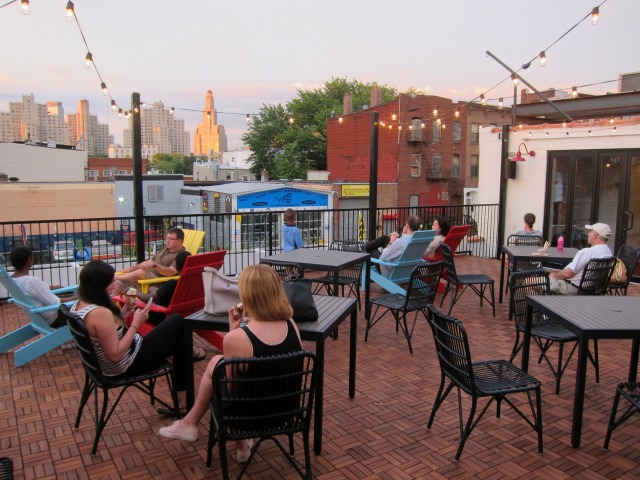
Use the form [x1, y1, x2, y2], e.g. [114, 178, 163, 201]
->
[362, 230, 437, 295]
[0, 266, 76, 367]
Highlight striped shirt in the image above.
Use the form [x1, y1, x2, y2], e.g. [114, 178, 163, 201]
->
[71, 303, 142, 376]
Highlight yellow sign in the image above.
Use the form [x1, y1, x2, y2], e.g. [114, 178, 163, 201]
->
[342, 184, 370, 197]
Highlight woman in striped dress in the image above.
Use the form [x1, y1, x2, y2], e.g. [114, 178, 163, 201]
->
[71, 260, 189, 412]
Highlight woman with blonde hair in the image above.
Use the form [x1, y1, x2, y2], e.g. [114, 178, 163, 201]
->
[159, 264, 303, 462]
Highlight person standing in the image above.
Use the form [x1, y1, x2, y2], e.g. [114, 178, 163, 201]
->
[282, 209, 304, 252]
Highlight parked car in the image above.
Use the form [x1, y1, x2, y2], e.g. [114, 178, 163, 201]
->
[51, 241, 76, 262]
[90, 240, 122, 260]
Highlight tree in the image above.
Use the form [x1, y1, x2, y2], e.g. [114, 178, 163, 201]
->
[242, 77, 400, 180]
[150, 153, 194, 175]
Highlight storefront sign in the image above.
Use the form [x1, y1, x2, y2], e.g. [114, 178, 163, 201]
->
[237, 188, 329, 211]
[342, 184, 370, 197]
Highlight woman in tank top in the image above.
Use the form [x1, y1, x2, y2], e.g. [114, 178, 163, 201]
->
[159, 264, 303, 462]
[72, 260, 190, 412]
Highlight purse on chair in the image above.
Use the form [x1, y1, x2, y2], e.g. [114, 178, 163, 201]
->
[203, 267, 241, 315]
[282, 273, 318, 322]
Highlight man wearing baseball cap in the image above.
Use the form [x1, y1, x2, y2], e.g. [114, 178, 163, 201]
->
[549, 223, 613, 295]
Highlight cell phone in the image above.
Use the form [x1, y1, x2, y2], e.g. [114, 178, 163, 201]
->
[145, 298, 153, 309]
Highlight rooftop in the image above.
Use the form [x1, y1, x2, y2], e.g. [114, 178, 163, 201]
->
[1, 256, 639, 479]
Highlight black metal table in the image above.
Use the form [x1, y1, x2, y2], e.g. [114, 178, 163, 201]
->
[523, 296, 640, 447]
[499, 245, 579, 303]
[264, 249, 371, 317]
[184, 294, 358, 455]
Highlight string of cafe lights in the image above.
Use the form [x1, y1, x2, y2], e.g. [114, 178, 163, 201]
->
[7, 0, 627, 132]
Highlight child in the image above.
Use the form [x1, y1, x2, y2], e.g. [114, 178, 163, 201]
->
[283, 208, 304, 252]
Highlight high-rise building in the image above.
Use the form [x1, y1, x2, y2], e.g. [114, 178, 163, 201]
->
[123, 101, 190, 156]
[66, 99, 113, 156]
[0, 94, 70, 144]
[193, 89, 228, 156]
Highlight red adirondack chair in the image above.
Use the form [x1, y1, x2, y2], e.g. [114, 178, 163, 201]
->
[116, 250, 227, 350]
[423, 225, 471, 291]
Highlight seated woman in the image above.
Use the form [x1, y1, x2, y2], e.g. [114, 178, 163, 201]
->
[159, 264, 303, 463]
[10, 246, 76, 328]
[71, 260, 189, 414]
[516, 213, 542, 237]
[424, 217, 450, 258]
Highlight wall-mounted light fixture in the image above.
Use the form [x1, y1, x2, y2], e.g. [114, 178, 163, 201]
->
[510, 143, 535, 162]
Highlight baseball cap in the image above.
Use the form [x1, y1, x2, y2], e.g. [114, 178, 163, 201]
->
[585, 223, 612, 238]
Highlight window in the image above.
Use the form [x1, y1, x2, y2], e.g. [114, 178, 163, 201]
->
[410, 153, 421, 177]
[471, 123, 479, 144]
[451, 154, 461, 178]
[148, 185, 164, 202]
[118, 170, 127, 174]
[409, 194, 419, 216]
[453, 121, 462, 143]
[470, 154, 479, 178]
[89, 170, 98, 177]
[432, 121, 442, 142]
[102, 170, 111, 177]
[430, 154, 442, 178]
[409, 118, 423, 142]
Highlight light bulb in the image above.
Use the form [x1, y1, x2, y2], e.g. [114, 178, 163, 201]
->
[246, 114, 251, 124]
[480, 94, 486, 106]
[118, 108, 123, 119]
[436, 118, 442, 124]
[169, 107, 174, 116]
[21, 0, 29, 15]
[511, 73, 519, 86]
[110, 100, 117, 112]
[391, 112, 397, 121]
[539, 51, 547, 67]
[84, 52, 93, 69]
[454, 109, 460, 118]
[66, 1, 75, 21]
[498, 98, 504, 109]
[133, 105, 139, 114]
[562, 121, 567, 127]
[432, 107, 438, 117]
[289, 117, 295, 124]
[206, 111, 211, 119]
[609, 118, 614, 124]
[338, 116, 343, 124]
[398, 125, 402, 130]
[101, 82, 108, 95]
[125, 111, 131, 120]
[571, 86, 578, 97]
[591, 6, 599, 25]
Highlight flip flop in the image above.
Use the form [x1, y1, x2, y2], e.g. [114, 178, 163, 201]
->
[193, 347, 207, 363]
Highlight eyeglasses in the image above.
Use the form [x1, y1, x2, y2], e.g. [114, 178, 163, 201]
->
[166, 236, 178, 241]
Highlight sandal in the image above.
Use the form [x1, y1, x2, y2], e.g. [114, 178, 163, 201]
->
[193, 347, 207, 363]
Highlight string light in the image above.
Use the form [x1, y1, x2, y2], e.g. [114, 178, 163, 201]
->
[480, 94, 486, 106]
[246, 113, 251, 124]
[432, 107, 438, 117]
[117, 108, 123, 119]
[454, 109, 460, 118]
[571, 86, 578, 97]
[206, 111, 211, 119]
[84, 52, 93, 69]
[498, 98, 504, 109]
[101, 82, 108, 95]
[391, 112, 397, 121]
[591, 6, 599, 25]
[613, 126, 617, 133]
[338, 116, 343, 124]
[539, 51, 547, 67]
[169, 107, 174, 116]
[65, 1, 74, 21]
[288, 117, 295, 124]
[110, 100, 117, 112]
[562, 121, 567, 127]
[511, 73, 519, 86]
[21, 0, 28, 14]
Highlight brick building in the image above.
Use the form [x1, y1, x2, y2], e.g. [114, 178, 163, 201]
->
[327, 90, 511, 211]
[87, 157, 149, 182]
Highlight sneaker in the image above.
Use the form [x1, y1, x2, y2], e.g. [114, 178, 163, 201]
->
[159, 420, 199, 442]
[236, 439, 255, 463]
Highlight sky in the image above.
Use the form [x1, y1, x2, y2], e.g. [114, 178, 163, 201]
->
[1, 0, 637, 151]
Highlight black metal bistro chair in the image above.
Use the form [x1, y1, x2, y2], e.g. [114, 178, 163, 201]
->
[59, 305, 178, 455]
[608, 245, 640, 296]
[440, 244, 495, 317]
[509, 269, 598, 395]
[259, 259, 304, 280]
[311, 241, 365, 309]
[366, 261, 443, 354]
[577, 256, 617, 296]
[206, 351, 316, 480]
[604, 381, 640, 450]
[504, 233, 544, 295]
[425, 305, 543, 461]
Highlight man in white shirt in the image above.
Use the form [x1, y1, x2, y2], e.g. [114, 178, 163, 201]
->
[549, 223, 613, 295]
[378, 215, 423, 277]
[10, 246, 75, 327]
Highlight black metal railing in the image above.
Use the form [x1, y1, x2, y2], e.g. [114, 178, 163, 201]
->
[0, 204, 499, 287]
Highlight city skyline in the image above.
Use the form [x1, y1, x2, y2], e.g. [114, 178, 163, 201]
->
[0, 0, 637, 150]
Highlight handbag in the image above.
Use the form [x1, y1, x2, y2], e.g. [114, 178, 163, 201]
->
[610, 258, 628, 285]
[203, 267, 241, 315]
[281, 274, 318, 323]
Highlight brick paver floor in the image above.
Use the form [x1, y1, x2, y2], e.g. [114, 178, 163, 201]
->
[1, 256, 639, 479]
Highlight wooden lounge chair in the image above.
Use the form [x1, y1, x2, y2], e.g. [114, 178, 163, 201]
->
[422, 224, 471, 262]
[136, 228, 206, 293]
[0, 265, 77, 367]
[115, 250, 227, 350]
[362, 230, 436, 295]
